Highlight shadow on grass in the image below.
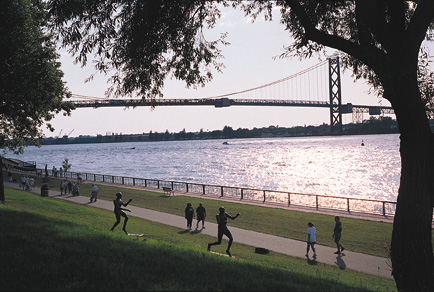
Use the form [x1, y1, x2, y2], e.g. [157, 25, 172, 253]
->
[0, 208, 385, 291]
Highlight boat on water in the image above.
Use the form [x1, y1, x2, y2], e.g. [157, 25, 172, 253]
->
[222, 142, 229, 145]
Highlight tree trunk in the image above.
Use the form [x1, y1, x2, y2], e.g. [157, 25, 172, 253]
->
[390, 83, 434, 291]
[0, 157, 4, 203]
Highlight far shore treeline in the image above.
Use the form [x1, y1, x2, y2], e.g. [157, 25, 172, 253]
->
[39, 116, 428, 146]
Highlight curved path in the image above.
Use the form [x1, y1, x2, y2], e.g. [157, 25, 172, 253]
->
[5, 181, 393, 280]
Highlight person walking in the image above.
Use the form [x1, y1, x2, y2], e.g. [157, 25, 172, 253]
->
[72, 183, 80, 196]
[184, 203, 194, 230]
[20, 175, 26, 190]
[60, 180, 65, 195]
[306, 222, 317, 258]
[67, 180, 73, 194]
[110, 192, 132, 234]
[196, 202, 206, 229]
[333, 216, 345, 254]
[207, 206, 240, 257]
[90, 184, 98, 202]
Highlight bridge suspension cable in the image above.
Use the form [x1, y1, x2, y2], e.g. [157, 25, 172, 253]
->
[69, 60, 330, 103]
[203, 60, 329, 102]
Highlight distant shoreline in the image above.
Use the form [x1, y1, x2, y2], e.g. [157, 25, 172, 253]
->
[38, 117, 404, 146]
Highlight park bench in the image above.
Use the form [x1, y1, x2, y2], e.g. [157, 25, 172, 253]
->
[162, 187, 175, 196]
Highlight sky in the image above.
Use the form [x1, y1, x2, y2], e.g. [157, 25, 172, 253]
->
[45, 6, 389, 138]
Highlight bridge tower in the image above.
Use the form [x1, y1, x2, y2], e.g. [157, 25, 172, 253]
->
[328, 56, 342, 134]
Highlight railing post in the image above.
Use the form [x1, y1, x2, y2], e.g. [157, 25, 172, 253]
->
[383, 202, 386, 216]
[86, 173, 88, 180]
[157, 180, 160, 189]
[122, 177, 124, 185]
[103, 175, 105, 182]
[112, 176, 114, 183]
[316, 195, 319, 210]
[145, 179, 147, 187]
[186, 183, 189, 193]
[133, 178, 135, 186]
[171, 181, 174, 190]
[288, 193, 291, 207]
[263, 190, 266, 203]
[221, 186, 224, 197]
[93, 174, 96, 181]
[241, 188, 244, 200]
[347, 198, 350, 212]
[202, 185, 205, 195]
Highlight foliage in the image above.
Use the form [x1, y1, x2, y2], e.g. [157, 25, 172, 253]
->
[62, 158, 71, 172]
[0, 0, 74, 154]
[47, 0, 232, 101]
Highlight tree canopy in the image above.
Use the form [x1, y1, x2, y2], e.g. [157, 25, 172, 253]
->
[48, 0, 231, 100]
[0, 0, 73, 154]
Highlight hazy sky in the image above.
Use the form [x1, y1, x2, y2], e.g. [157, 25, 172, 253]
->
[46, 6, 388, 138]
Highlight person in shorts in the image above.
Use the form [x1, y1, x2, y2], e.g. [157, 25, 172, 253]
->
[110, 192, 132, 234]
[306, 222, 317, 258]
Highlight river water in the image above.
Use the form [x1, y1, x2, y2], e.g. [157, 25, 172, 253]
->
[5, 133, 401, 202]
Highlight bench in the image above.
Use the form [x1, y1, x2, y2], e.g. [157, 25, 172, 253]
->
[162, 187, 174, 196]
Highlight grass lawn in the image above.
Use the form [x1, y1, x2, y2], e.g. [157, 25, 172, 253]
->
[1, 187, 397, 291]
[35, 174, 393, 257]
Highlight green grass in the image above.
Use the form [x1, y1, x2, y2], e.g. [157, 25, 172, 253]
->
[1, 187, 396, 291]
[11, 172, 396, 256]
[31, 174, 393, 257]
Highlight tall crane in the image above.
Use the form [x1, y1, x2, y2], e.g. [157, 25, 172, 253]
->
[66, 129, 75, 137]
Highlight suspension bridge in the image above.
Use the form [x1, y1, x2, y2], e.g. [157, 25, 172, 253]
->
[69, 56, 394, 134]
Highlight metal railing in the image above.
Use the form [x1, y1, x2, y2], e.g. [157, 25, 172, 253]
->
[34, 168, 398, 217]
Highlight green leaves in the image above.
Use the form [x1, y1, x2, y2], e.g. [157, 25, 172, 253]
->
[48, 0, 229, 100]
[0, 0, 72, 153]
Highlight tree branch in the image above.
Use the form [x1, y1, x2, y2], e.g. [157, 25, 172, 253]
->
[406, 0, 434, 55]
[285, 0, 383, 68]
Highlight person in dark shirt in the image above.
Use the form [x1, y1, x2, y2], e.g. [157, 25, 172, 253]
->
[185, 203, 194, 230]
[333, 216, 345, 254]
[207, 206, 240, 257]
[195, 203, 206, 229]
[110, 192, 132, 234]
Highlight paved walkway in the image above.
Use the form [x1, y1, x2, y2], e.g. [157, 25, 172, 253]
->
[5, 182, 393, 279]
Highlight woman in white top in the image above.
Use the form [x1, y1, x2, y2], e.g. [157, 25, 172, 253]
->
[306, 222, 317, 258]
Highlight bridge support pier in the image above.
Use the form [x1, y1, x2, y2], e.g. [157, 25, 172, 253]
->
[328, 56, 343, 134]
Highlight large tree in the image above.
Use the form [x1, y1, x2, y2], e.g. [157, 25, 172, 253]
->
[0, 0, 74, 202]
[47, 0, 434, 290]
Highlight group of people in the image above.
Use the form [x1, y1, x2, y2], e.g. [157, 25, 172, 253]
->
[305, 216, 345, 258]
[51, 166, 64, 177]
[184, 202, 241, 257]
[20, 175, 34, 191]
[59, 180, 80, 196]
[184, 202, 207, 230]
[109, 191, 345, 259]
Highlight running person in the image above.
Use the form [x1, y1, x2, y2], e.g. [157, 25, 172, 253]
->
[110, 192, 132, 234]
[207, 206, 240, 257]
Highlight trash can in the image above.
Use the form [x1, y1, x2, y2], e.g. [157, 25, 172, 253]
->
[41, 184, 49, 197]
